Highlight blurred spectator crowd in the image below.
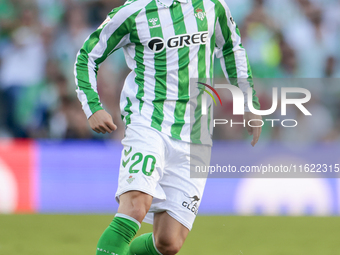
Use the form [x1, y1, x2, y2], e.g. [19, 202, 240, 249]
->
[0, 0, 339, 142]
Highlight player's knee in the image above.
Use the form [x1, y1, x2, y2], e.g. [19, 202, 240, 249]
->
[124, 199, 148, 221]
[155, 236, 182, 255]
[118, 191, 152, 222]
[129, 204, 147, 220]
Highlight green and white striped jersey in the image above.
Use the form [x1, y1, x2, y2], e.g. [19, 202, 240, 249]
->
[74, 0, 260, 145]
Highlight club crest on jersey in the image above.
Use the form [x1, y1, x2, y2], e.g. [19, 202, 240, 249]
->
[148, 17, 161, 28]
[194, 8, 206, 21]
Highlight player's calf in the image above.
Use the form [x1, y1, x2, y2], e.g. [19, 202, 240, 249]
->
[96, 191, 152, 255]
[96, 214, 140, 255]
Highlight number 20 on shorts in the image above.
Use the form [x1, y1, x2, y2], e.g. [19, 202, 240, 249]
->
[128, 152, 156, 176]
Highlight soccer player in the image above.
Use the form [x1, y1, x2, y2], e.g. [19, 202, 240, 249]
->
[74, 0, 262, 254]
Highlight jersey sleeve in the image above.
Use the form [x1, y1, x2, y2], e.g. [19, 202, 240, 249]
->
[214, 0, 260, 111]
[74, 7, 132, 119]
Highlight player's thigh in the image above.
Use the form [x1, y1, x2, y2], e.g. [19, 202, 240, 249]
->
[151, 141, 211, 230]
[153, 211, 189, 253]
[116, 125, 167, 204]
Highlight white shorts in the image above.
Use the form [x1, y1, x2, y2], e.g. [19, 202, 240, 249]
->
[115, 125, 211, 230]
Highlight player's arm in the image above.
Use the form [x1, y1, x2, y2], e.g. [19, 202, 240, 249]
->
[74, 7, 131, 134]
[214, 1, 261, 146]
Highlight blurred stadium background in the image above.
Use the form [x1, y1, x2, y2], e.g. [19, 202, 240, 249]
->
[1, 0, 340, 254]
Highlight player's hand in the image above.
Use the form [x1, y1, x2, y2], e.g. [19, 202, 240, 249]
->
[88, 110, 117, 134]
[244, 112, 262, 147]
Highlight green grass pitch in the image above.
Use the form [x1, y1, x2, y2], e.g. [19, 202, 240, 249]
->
[0, 215, 340, 255]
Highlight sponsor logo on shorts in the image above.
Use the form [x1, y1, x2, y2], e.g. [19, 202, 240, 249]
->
[182, 193, 200, 215]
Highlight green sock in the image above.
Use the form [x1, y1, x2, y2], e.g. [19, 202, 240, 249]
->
[96, 213, 140, 255]
[128, 232, 162, 255]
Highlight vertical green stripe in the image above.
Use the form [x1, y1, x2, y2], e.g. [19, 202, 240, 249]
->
[213, 0, 260, 110]
[191, 88, 203, 143]
[191, 0, 208, 144]
[145, 1, 167, 131]
[75, 6, 139, 115]
[236, 25, 260, 110]
[211, 0, 237, 83]
[170, 3, 189, 140]
[210, 11, 217, 78]
[94, 20, 133, 66]
[94, 5, 132, 66]
[124, 97, 133, 125]
[235, 25, 251, 79]
[130, 14, 146, 112]
[207, 105, 211, 133]
[76, 29, 103, 114]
